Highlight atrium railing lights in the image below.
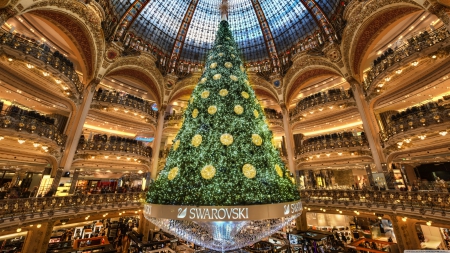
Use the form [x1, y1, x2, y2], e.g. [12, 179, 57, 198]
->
[0, 192, 145, 222]
[379, 101, 450, 143]
[290, 88, 354, 122]
[0, 30, 83, 94]
[364, 26, 450, 93]
[298, 132, 369, 156]
[77, 138, 152, 159]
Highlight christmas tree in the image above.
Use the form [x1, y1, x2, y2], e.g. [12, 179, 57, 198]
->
[147, 20, 299, 206]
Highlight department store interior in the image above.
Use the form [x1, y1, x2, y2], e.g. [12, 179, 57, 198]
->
[0, 0, 450, 252]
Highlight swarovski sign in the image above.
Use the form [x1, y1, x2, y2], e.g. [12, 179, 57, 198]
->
[144, 201, 302, 222]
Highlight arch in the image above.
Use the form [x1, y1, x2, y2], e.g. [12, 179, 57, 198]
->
[341, 0, 423, 80]
[253, 86, 279, 104]
[106, 67, 162, 106]
[285, 68, 342, 105]
[21, 0, 105, 82]
[169, 85, 196, 104]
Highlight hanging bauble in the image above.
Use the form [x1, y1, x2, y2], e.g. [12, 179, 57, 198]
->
[253, 110, 259, 118]
[173, 140, 180, 151]
[230, 75, 238, 82]
[242, 164, 256, 179]
[192, 134, 202, 147]
[201, 165, 216, 180]
[218, 53, 224, 57]
[213, 74, 222, 80]
[201, 90, 210, 99]
[192, 109, 199, 118]
[241, 91, 249, 99]
[224, 62, 233, 68]
[200, 78, 207, 84]
[220, 133, 233, 146]
[219, 89, 228, 97]
[231, 54, 236, 58]
[234, 105, 244, 115]
[275, 164, 283, 177]
[226, 37, 231, 40]
[208, 106, 217, 115]
[168, 167, 179, 181]
[252, 134, 262, 146]
[210, 62, 217, 69]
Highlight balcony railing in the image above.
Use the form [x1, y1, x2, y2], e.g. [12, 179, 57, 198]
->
[290, 89, 354, 122]
[364, 26, 450, 92]
[0, 114, 66, 146]
[163, 114, 184, 128]
[93, 89, 158, 121]
[0, 192, 144, 222]
[77, 139, 152, 158]
[298, 132, 369, 156]
[301, 189, 450, 215]
[380, 103, 450, 142]
[0, 30, 83, 93]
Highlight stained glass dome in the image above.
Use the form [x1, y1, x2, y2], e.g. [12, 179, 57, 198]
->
[111, 0, 341, 64]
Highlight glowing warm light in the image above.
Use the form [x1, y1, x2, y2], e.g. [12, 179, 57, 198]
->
[117, 156, 121, 160]
[104, 155, 109, 159]
[7, 58, 13, 62]
[26, 63, 34, 69]
[427, 221, 432, 226]
[418, 135, 426, 140]
[303, 121, 363, 136]
[439, 131, 447, 136]
[404, 138, 411, 143]
[16, 228, 21, 232]
[385, 77, 391, 82]
[33, 142, 40, 148]
[55, 79, 62, 84]
[337, 152, 342, 156]
[411, 61, 419, 67]
[82, 124, 136, 137]
[402, 217, 407, 222]
[432, 55, 437, 59]
[0, 136, 4, 140]
[43, 71, 50, 77]
[396, 69, 402, 74]
[326, 153, 330, 157]
[37, 224, 41, 228]
[17, 138, 25, 144]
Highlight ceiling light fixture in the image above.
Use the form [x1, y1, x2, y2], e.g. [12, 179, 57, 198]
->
[33, 142, 40, 148]
[418, 135, 426, 140]
[402, 217, 407, 222]
[411, 61, 419, 67]
[396, 69, 402, 74]
[439, 131, 447, 136]
[17, 138, 25, 144]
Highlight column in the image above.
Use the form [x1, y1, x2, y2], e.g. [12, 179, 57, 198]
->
[59, 80, 99, 172]
[151, 104, 166, 179]
[139, 213, 156, 242]
[348, 78, 387, 173]
[390, 216, 421, 252]
[49, 168, 63, 195]
[22, 220, 55, 253]
[281, 105, 296, 174]
[295, 211, 307, 231]
[69, 168, 80, 194]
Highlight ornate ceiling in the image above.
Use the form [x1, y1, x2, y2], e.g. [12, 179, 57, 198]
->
[111, 0, 341, 63]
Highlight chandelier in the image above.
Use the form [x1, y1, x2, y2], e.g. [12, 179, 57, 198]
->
[144, 7, 301, 251]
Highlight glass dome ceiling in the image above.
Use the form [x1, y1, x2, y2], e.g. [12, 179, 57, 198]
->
[112, 0, 341, 63]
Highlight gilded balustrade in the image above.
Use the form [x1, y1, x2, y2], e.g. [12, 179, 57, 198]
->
[298, 134, 369, 156]
[0, 31, 83, 94]
[364, 26, 450, 93]
[0, 115, 66, 146]
[77, 140, 152, 158]
[0, 192, 145, 222]
[301, 189, 450, 216]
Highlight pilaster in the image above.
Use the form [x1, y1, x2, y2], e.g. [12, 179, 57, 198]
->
[281, 104, 296, 174]
[151, 104, 167, 179]
[390, 216, 421, 252]
[295, 211, 307, 231]
[69, 168, 80, 194]
[22, 220, 55, 253]
[347, 78, 386, 173]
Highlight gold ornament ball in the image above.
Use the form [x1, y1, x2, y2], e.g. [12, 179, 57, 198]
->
[230, 75, 238, 82]
[218, 53, 224, 57]
[219, 89, 228, 97]
[253, 110, 259, 118]
[173, 140, 180, 151]
[242, 164, 256, 179]
[210, 62, 217, 69]
[201, 165, 216, 180]
[231, 54, 236, 58]
[192, 134, 202, 147]
[224, 62, 233, 68]
[208, 105, 217, 115]
[213, 74, 222, 80]
[190, 97, 194, 104]
[201, 90, 210, 98]
[220, 133, 234, 146]
[291, 177, 295, 184]
[252, 134, 263, 146]
[275, 164, 283, 177]
[200, 78, 207, 84]
[241, 91, 249, 99]
[192, 109, 199, 118]
[234, 105, 244, 115]
[244, 79, 250, 86]
[271, 138, 277, 148]
[240, 65, 245, 72]
[168, 167, 179, 181]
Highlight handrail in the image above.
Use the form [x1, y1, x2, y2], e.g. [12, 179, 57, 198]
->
[364, 26, 450, 92]
[298, 133, 368, 155]
[93, 89, 158, 120]
[380, 105, 450, 142]
[0, 192, 145, 221]
[77, 140, 152, 158]
[0, 115, 66, 146]
[301, 189, 450, 215]
[0, 30, 83, 93]
[289, 89, 354, 121]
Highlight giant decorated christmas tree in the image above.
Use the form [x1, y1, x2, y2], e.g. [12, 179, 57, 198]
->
[147, 20, 299, 206]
